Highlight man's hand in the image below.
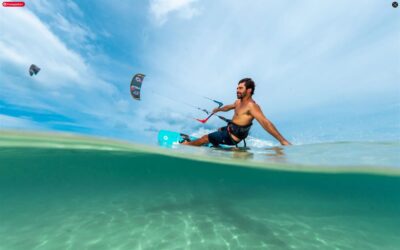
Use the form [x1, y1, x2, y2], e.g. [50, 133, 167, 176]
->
[281, 140, 292, 146]
[212, 107, 220, 114]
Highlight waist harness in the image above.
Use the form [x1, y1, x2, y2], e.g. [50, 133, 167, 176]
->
[227, 122, 252, 147]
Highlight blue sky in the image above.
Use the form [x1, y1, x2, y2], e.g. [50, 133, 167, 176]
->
[0, 0, 399, 145]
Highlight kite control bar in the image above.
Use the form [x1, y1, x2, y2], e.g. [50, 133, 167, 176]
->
[195, 99, 224, 124]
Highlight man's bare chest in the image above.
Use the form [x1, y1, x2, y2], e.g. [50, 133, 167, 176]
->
[234, 105, 251, 117]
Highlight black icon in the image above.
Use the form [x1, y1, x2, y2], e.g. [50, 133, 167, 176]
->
[393, 1, 398, 8]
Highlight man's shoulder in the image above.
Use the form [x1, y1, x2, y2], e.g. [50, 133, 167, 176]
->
[247, 100, 259, 108]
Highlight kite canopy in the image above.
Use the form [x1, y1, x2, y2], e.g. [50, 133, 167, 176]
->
[130, 73, 145, 100]
[29, 64, 40, 76]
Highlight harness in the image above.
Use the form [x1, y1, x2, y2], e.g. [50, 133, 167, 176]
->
[226, 121, 252, 148]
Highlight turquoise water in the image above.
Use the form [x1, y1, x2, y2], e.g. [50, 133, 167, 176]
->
[1, 131, 400, 249]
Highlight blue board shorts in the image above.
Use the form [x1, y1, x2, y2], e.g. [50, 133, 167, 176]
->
[208, 126, 237, 146]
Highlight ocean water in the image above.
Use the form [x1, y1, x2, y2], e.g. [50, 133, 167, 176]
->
[0, 131, 400, 250]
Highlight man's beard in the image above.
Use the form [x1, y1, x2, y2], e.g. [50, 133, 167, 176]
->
[237, 92, 245, 99]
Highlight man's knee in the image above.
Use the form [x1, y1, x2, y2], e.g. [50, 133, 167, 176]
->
[201, 135, 209, 143]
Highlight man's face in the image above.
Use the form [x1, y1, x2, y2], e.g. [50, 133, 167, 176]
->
[236, 82, 247, 99]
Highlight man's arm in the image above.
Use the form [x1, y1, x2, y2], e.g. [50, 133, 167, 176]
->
[250, 104, 291, 146]
[212, 101, 236, 113]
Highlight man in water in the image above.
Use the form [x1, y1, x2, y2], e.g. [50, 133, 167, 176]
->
[183, 78, 291, 146]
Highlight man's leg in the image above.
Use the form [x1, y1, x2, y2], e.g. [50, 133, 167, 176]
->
[182, 135, 209, 146]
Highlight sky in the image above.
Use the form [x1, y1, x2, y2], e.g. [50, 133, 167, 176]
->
[0, 0, 399, 145]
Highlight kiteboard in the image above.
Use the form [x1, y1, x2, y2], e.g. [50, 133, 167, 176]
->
[158, 130, 202, 147]
[157, 130, 238, 149]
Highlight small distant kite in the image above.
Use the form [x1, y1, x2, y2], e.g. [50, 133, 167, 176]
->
[29, 64, 40, 76]
[130, 73, 145, 100]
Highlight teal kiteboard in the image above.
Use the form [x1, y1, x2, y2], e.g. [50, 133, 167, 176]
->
[158, 130, 201, 147]
[158, 130, 238, 149]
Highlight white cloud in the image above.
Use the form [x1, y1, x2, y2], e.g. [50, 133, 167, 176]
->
[0, 8, 90, 89]
[65, 0, 84, 17]
[0, 7, 142, 140]
[149, 0, 200, 25]
[144, 0, 399, 114]
[0, 114, 47, 130]
[52, 12, 96, 46]
[29, 0, 84, 19]
[28, 0, 96, 51]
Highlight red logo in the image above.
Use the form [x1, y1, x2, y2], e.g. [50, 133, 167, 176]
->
[2, 1, 25, 7]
